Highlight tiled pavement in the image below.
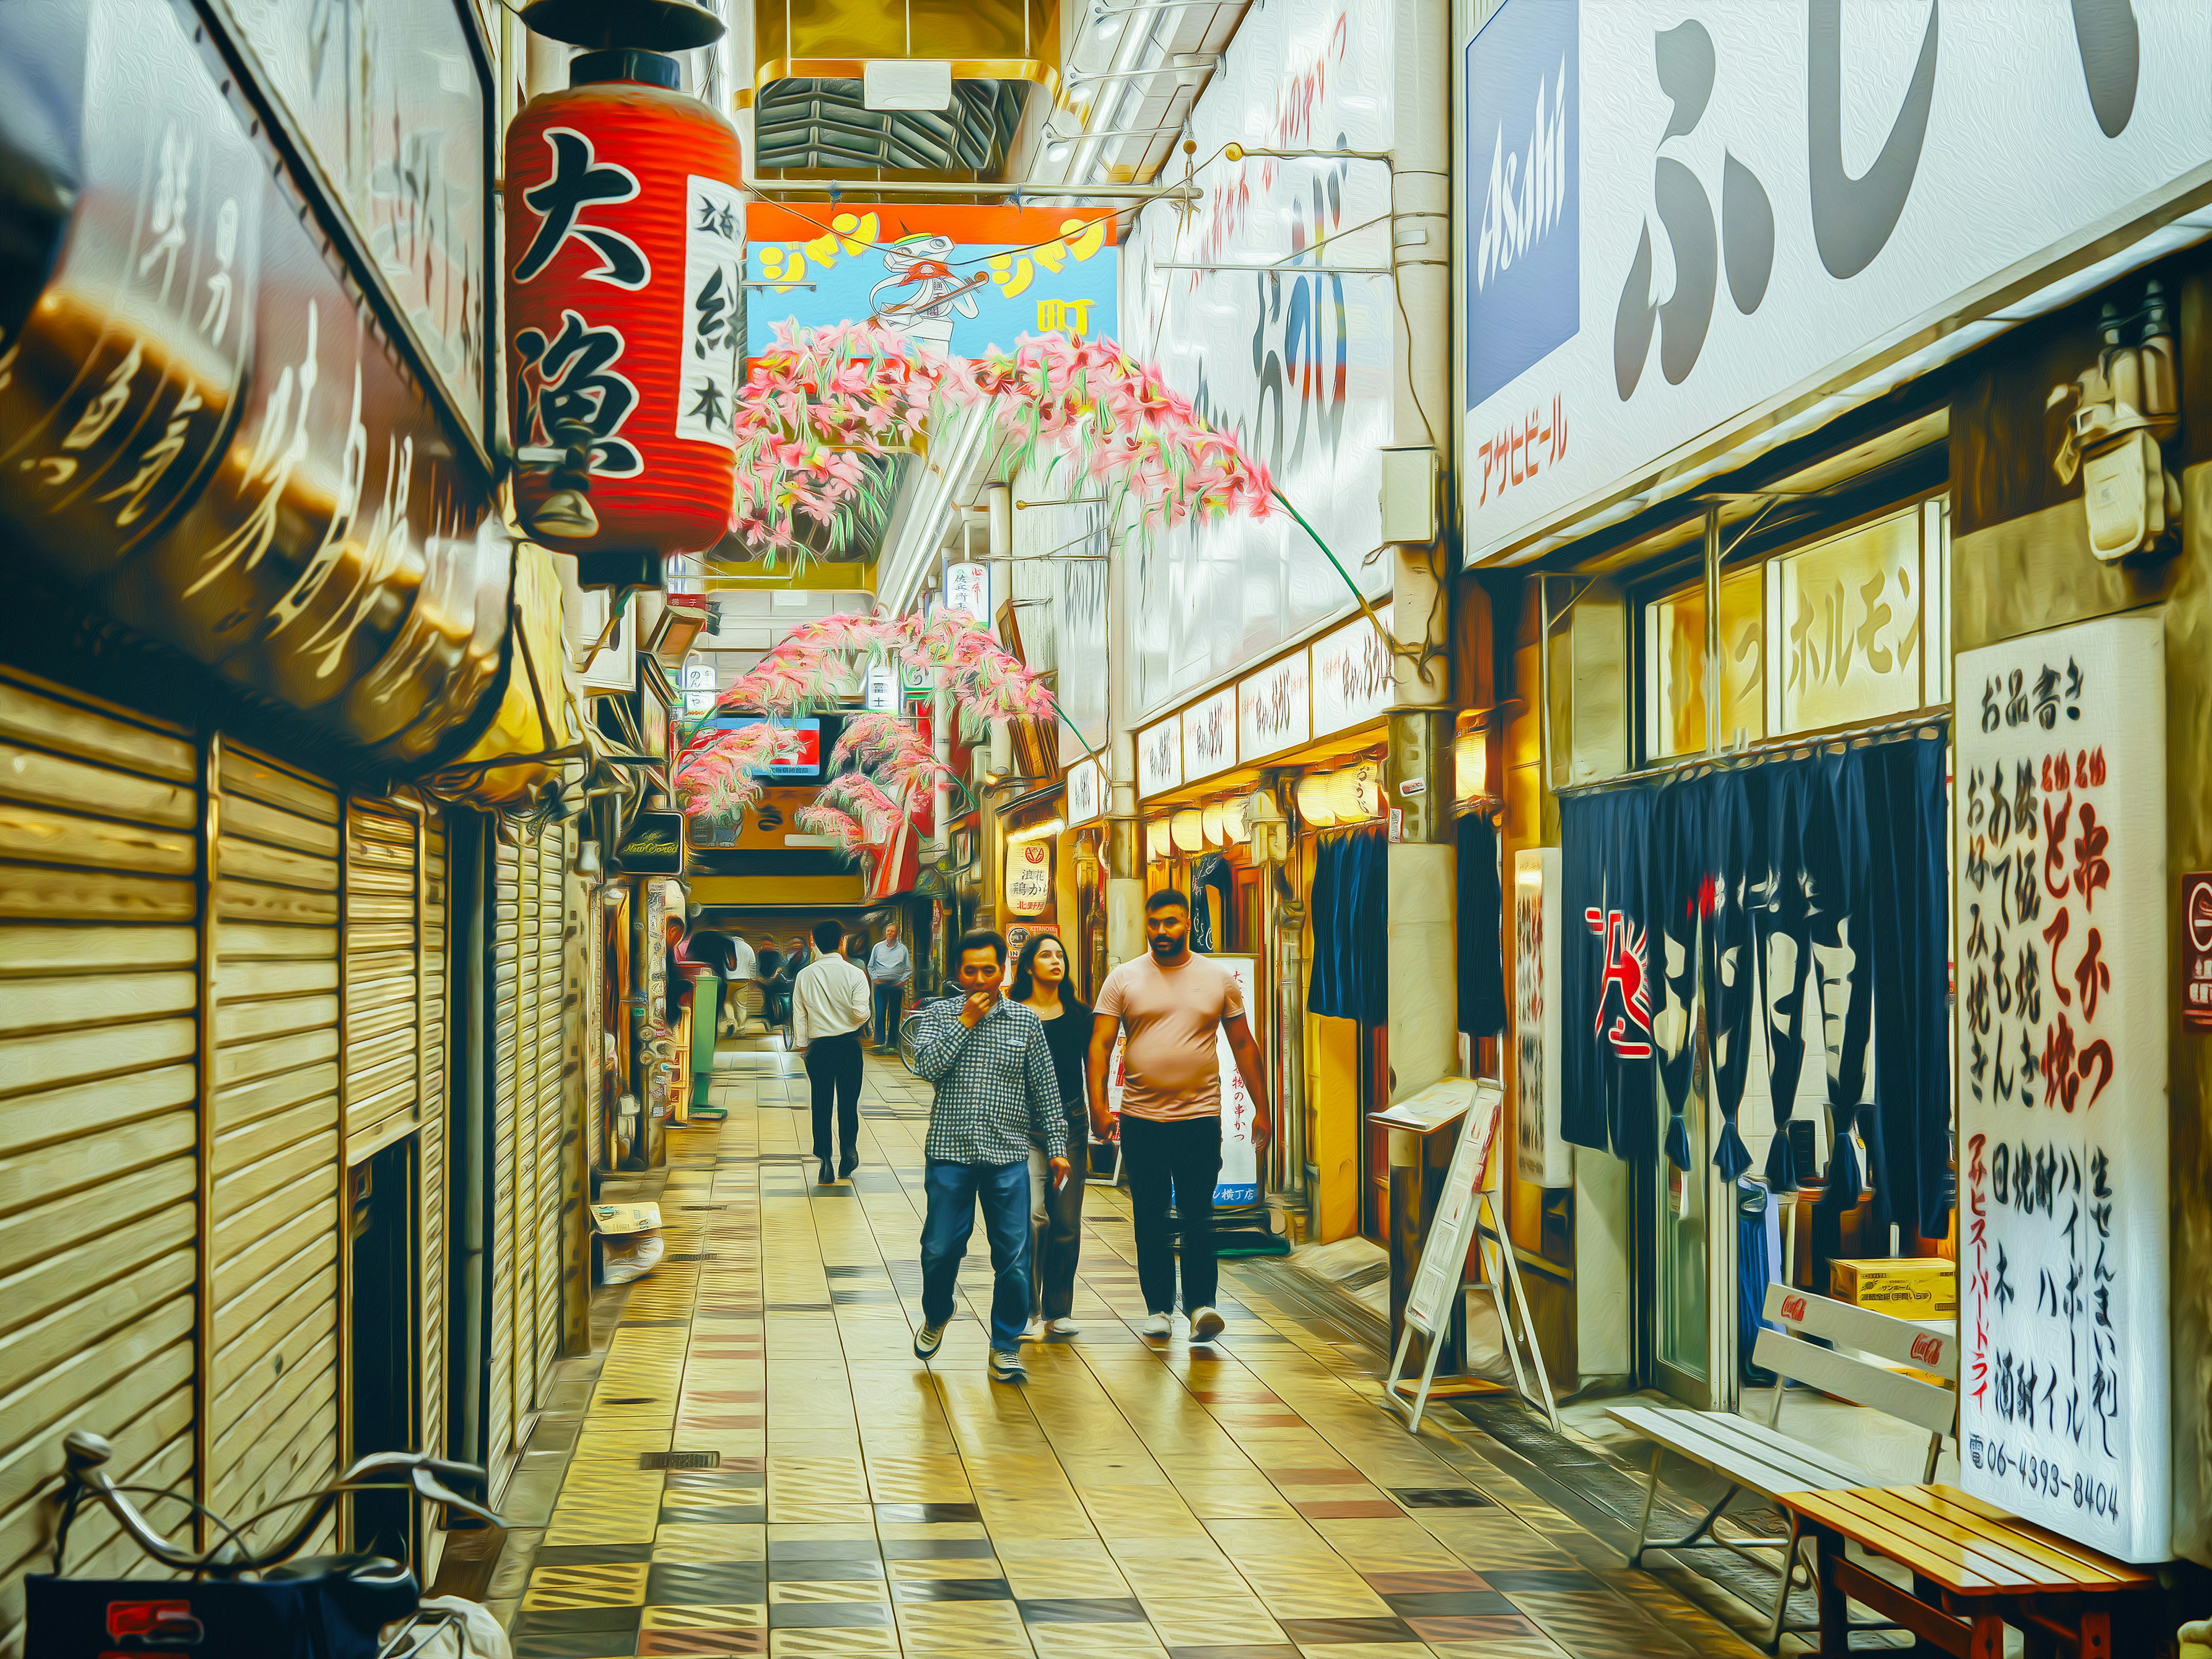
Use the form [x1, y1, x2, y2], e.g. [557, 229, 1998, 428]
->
[495, 1054, 1789, 1659]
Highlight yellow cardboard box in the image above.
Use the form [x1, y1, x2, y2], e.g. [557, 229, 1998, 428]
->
[1828, 1256, 1956, 1318]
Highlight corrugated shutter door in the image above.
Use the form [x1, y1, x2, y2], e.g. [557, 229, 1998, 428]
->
[485, 831, 520, 1481]
[512, 832, 541, 1428]
[207, 744, 343, 1551]
[533, 828, 566, 1387]
[343, 800, 421, 1160]
[419, 813, 448, 1459]
[0, 673, 200, 1634]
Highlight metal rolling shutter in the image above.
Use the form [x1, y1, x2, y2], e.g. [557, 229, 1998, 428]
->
[204, 744, 343, 1552]
[485, 830, 520, 1482]
[512, 832, 543, 1425]
[343, 799, 423, 1160]
[419, 813, 449, 1459]
[0, 672, 200, 1635]
[531, 827, 567, 1390]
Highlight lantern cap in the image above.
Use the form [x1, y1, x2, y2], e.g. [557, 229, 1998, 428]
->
[519, 0, 726, 51]
[572, 48, 681, 88]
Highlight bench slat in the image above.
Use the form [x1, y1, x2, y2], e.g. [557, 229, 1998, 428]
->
[1786, 1487, 2023, 1591]
[1683, 1409, 1874, 1490]
[1608, 1405, 1861, 1495]
[1849, 1486, 2088, 1592]
[1763, 1282, 1957, 1380]
[1888, 1486, 2157, 1589]
[1752, 1328, 1957, 1438]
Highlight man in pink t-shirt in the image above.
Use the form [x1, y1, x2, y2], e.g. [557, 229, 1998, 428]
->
[1087, 888, 1271, 1343]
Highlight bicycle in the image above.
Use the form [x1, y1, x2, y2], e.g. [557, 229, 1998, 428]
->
[27, 1429, 509, 1658]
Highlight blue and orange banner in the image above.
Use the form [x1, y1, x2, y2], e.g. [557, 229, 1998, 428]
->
[745, 203, 1118, 359]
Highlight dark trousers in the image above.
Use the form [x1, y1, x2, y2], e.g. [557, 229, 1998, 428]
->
[804, 1030, 863, 1162]
[919, 1158, 1031, 1350]
[1120, 1113, 1221, 1315]
[1029, 1115, 1089, 1320]
[872, 983, 904, 1047]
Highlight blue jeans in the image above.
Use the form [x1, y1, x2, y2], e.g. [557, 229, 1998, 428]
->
[872, 983, 904, 1047]
[920, 1158, 1031, 1350]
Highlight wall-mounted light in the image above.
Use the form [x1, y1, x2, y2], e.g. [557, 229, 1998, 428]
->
[1006, 817, 1065, 844]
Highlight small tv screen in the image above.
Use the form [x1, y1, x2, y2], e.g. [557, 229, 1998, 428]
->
[706, 714, 836, 782]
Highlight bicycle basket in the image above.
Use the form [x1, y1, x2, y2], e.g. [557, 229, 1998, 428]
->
[27, 1558, 419, 1659]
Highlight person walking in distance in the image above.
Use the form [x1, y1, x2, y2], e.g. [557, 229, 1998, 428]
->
[911, 930, 1071, 1384]
[866, 919, 913, 1051]
[1012, 933, 1090, 1339]
[1087, 889, 1270, 1344]
[792, 919, 872, 1185]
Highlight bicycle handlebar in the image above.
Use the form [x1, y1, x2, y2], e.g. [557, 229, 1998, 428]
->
[57, 1431, 501, 1578]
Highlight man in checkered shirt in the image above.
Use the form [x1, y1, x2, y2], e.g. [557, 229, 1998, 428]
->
[910, 928, 1071, 1384]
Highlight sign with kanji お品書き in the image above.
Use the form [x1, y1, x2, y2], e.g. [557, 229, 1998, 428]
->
[1954, 613, 2167, 1560]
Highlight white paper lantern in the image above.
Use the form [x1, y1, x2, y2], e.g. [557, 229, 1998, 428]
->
[1221, 795, 1251, 843]
[1171, 809, 1204, 852]
[1328, 760, 1380, 821]
[1455, 728, 1487, 801]
[1200, 801, 1225, 846]
[1295, 772, 1336, 827]
[1146, 820, 1170, 862]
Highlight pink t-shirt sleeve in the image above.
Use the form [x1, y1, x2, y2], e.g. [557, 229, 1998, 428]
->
[1221, 967, 1245, 1021]
[1095, 968, 1126, 1022]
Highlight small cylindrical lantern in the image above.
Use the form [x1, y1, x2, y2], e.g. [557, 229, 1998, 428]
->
[1295, 773, 1336, 828]
[506, 0, 741, 563]
[1200, 801, 1225, 846]
[1171, 809, 1205, 853]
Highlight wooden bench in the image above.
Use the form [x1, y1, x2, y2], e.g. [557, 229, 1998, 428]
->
[1777, 1482, 2157, 1657]
[1609, 1282, 1958, 1650]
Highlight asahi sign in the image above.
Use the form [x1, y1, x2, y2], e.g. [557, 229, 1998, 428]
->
[1460, 0, 2212, 564]
[1955, 615, 2168, 1560]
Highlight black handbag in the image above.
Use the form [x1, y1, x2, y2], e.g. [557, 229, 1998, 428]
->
[26, 1556, 420, 1659]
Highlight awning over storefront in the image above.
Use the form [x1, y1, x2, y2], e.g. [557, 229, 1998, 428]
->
[0, 0, 525, 794]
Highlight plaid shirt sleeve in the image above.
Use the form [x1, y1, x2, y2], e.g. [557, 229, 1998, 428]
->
[915, 999, 1069, 1164]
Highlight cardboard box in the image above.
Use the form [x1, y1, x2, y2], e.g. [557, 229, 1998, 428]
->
[1828, 1256, 1956, 1319]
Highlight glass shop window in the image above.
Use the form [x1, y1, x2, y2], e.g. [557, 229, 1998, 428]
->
[1639, 497, 1950, 763]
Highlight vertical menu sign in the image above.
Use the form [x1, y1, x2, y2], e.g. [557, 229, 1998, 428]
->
[1955, 614, 2167, 1560]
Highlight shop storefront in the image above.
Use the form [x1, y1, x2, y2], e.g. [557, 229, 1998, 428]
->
[1459, 0, 2212, 1566]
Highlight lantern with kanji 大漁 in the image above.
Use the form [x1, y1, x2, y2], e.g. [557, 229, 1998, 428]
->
[505, 0, 743, 570]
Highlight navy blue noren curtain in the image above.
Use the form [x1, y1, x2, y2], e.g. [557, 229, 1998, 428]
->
[1457, 812, 1506, 1039]
[1308, 826, 1387, 1027]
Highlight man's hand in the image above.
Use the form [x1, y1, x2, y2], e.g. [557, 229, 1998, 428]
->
[1248, 1104, 1272, 1150]
[1089, 1109, 1118, 1145]
[957, 987, 999, 1029]
[1050, 1155, 1073, 1190]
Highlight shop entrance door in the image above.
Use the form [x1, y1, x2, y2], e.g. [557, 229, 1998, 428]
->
[1639, 1054, 1740, 1411]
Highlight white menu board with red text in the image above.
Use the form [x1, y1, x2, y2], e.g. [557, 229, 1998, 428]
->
[1955, 613, 2167, 1560]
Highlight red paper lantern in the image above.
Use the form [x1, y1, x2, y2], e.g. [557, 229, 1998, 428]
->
[505, 9, 741, 564]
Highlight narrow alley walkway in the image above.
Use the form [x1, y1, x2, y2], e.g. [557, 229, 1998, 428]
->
[499, 1054, 1774, 1659]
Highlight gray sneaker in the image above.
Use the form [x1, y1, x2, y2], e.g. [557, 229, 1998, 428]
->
[914, 1322, 946, 1361]
[988, 1350, 1027, 1383]
[1190, 1306, 1226, 1343]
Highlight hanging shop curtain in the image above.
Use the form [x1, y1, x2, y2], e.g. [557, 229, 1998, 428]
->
[1191, 852, 1233, 953]
[1456, 812, 1506, 1039]
[1649, 783, 1705, 1171]
[1862, 731, 1953, 1242]
[1751, 760, 1818, 1192]
[1308, 827, 1387, 1026]
[1703, 768, 1761, 1181]
[1559, 787, 1657, 1164]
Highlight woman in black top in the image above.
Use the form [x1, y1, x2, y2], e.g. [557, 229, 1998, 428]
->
[1013, 932, 1090, 1335]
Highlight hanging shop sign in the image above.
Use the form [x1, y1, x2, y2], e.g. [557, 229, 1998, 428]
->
[616, 810, 688, 876]
[946, 561, 991, 619]
[1312, 606, 1396, 736]
[1138, 719, 1183, 798]
[1181, 688, 1237, 785]
[1005, 841, 1051, 917]
[1066, 757, 1103, 825]
[864, 662, 899, 712]
[2184, 874, 2212, 1033]
[1238, 651, 1312, 765]
[504, 20, 743, 559]
[1002, 921, 1060, 989]
[0, 0, 509, 772]
[745, 203, 1118, 361]
[1955, 613, 2167, 1561]
[1122, 0, 1396, 713]
[214, 0, 490, 445]
[1513, 848, 1570, 1188]
[1460, 0, 2212, 566]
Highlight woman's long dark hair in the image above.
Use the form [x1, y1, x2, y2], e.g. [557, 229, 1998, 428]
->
[1010, 931, 1077, 1006]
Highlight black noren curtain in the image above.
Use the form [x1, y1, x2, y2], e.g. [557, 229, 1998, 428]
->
[1559, 787, 1657, 1164]
[1457, 812, 1506, 1039]
[1308, 826, 1388, 1027]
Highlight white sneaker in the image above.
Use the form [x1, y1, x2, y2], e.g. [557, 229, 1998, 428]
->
[1020, 1317, 1047, 1342]
[1140, 1313, 1172, 1338]
[989, 1350, 1028, 1383]
[913, 1322, 946, 1360]
[1190, 1306, 1226, 1343]
[1046, 1319, 1082, 1336]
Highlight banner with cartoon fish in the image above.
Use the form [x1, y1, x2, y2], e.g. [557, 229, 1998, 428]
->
[745, 204, 1117, 359]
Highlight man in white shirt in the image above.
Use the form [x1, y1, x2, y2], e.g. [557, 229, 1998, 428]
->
[793, 919, 874, 1184]
[866, 920, 913, 1051]
[721, 933, 758, 1035]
